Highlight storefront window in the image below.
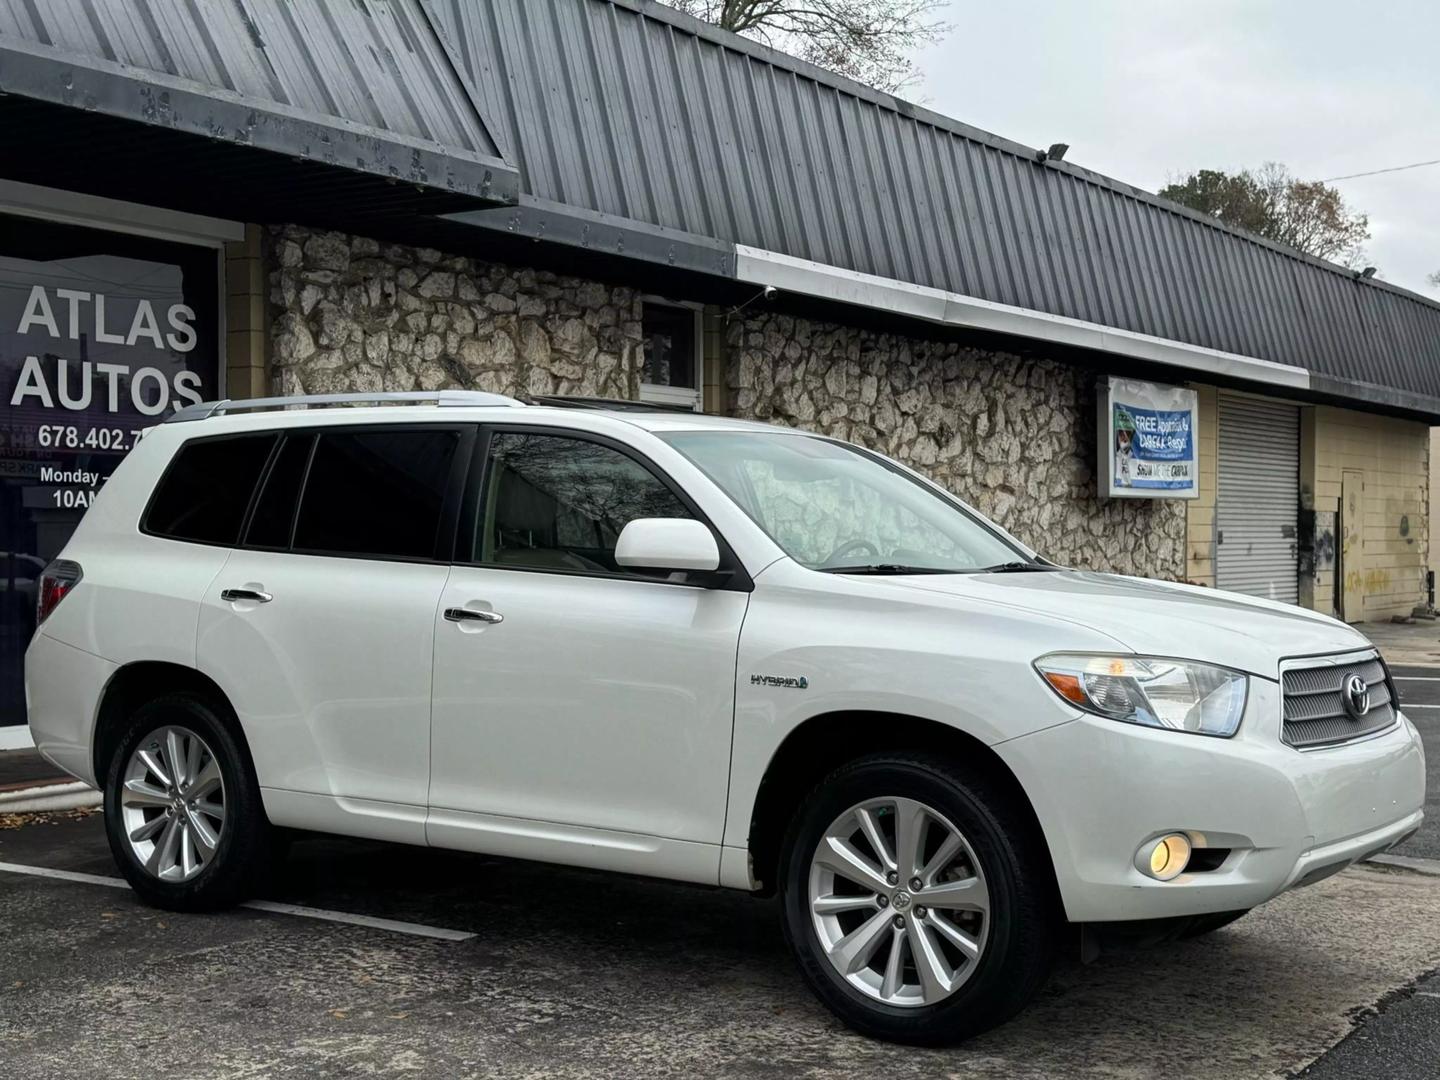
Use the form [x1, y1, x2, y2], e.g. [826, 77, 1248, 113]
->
[0, 213, 220, 725]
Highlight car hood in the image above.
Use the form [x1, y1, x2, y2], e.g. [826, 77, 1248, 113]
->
[876, 569, 1371, 678]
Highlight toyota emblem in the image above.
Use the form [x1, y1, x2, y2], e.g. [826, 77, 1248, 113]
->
[1342, 673, 1371, 720]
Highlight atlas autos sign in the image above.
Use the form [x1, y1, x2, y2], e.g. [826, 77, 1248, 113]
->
[0, 226, 219, 513]
[10, 284, 205, 414]
[1098, 376, 1199, 500]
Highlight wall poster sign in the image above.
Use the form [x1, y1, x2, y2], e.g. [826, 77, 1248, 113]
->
[1098, 376, 1199, 500]
[0, 212, 220, 725]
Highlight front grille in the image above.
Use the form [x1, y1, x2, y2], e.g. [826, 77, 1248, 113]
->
[1281, 655, 1396, 748]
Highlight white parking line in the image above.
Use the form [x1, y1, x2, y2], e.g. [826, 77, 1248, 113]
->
[1400, 703, 1440, 709]
[0, 860, 475, 942]
[1394, 676, 1440, 681]
[240, 899, 475, 941]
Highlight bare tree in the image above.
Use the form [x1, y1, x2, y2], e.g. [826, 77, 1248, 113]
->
[1159, 162, 1371, 268]
[1428, 270, 1439, 290]
[660, 0, 948, 93]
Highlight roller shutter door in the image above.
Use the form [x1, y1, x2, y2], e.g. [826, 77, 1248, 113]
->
[1215, 392, 1299, 604]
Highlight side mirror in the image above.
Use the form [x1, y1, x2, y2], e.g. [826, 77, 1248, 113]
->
[615, 518, 720, 573]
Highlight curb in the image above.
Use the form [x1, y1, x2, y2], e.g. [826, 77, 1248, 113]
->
[1362, 852, 1440, 878]
[0, 781, 101, 814]
[0, 727, 36, 751]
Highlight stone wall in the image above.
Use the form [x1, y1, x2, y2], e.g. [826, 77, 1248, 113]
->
[266, 224, 1186, 579]
[267, 225, 644, 400]
[725, 313, 1188, 578]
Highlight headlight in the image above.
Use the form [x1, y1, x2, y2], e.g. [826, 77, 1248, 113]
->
[1034, 654, 1247, 737]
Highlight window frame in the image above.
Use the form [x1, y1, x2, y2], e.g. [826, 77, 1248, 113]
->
[240, 430, 317, 553]
[638, 297, 705, 412]
[457, 423, 752, 591]
[146, 422, 477, 563]
[139, 430, 281, 549]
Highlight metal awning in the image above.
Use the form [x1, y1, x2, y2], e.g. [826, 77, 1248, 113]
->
[0, 0, 519, 216]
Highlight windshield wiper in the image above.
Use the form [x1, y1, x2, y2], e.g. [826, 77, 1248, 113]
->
[818, 563, 957, 575]
[976, 561, 1056, 573]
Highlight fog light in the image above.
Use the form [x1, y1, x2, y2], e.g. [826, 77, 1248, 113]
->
[1142, 833, 1192, 881]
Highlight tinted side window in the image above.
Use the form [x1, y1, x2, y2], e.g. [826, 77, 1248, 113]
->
[293, 429, 459, 560]
[474, 432, 691, 574]
[144, 434, 276, 545]
[244, 433, 314, 549]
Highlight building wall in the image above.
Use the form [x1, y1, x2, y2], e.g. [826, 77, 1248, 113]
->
[1309, 407, 1429, 621]
[1431, 428, 1440, 594]
[1186, 384, 1219, 587]
[266, 223, 1428, 607]
[723, 312, 1188, 578]
[1188, 384, 1427, 622]
[224, 224, 269, 399]
[267, 225, 645, 400]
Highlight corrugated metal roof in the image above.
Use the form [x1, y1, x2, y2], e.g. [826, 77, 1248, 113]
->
[0, 0, 518, 201]
[429, 0, 1440, 401]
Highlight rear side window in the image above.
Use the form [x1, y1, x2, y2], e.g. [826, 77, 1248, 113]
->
[243, 433, 314, 549]
[144, 434, 276, 545]
[293, 429, 460, 560]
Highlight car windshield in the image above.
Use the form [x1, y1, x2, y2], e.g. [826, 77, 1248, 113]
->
[660, 430, 1029, 573]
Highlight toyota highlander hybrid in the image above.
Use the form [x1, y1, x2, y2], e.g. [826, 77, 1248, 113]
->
[25, 391, 1426, 1044]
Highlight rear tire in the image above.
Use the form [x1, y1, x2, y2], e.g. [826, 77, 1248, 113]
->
[779, 752, 1056, 1045]
[102, 691, 271, 912]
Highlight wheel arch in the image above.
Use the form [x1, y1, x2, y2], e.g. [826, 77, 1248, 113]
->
[745, 711, 1059, 901]
[92, 661, 249, 785]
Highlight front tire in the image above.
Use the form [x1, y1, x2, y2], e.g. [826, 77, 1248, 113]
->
[102, 692, 271, 911]
[780, 753, 1056, 1044]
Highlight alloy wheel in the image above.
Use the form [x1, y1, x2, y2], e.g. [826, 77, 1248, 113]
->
[119, 725, 227, 883]
[808, 796, 990, 1007]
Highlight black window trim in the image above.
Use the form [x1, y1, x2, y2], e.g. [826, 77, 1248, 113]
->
[458, 423, 753, 592]
[139, 430, 281, 549]
[238, 430, 317, 553]
[142, 422, 477, 565]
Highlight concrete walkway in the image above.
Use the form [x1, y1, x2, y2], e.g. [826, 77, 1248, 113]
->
[1357, 616, 1440, 667]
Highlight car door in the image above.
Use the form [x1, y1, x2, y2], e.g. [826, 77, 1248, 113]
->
[197, 423, 471, 838]
[428, 425, 749, 876]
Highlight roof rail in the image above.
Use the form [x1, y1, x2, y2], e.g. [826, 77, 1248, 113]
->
[164, 390, 525, 424]
[528, 394, 696, 414]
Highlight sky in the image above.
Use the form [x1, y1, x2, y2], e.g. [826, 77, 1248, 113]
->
[911, 0, 1440, 297]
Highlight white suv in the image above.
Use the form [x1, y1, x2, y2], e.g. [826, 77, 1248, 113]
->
[26, 391, 1427, 1043]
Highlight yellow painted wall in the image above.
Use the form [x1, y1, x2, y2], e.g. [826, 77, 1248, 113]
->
[702, 306, 726, 415]
[1187, 386, 1428, 622]
[1185, 384, 1218, 587]
[224, 223, 268, 399]
[1431, 427, 1440, 589]
[1309, 406, 1429, 621]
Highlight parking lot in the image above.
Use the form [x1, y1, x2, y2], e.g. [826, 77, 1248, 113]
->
[0, 808, 1437, 1080]
[3, 627, 1438, 1079]
[1, 705, 1437, 1077]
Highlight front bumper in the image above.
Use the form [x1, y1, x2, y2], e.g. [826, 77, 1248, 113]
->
[996, 675, 1427, 922]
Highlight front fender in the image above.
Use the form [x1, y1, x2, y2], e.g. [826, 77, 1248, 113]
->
[722, 566, 1104, 849]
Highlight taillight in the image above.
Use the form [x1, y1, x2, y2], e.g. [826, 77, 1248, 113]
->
[36, 559, 82, 626]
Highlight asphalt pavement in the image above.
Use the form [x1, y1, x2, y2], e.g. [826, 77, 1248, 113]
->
[1388, 665, 1440, 860]
[1, 809, 1438, 1079]
[1302, 970, 1440, 1080]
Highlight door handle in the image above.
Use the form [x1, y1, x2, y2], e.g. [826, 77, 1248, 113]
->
[444, 607, 503, 625]
[221, 587, 273, 604]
